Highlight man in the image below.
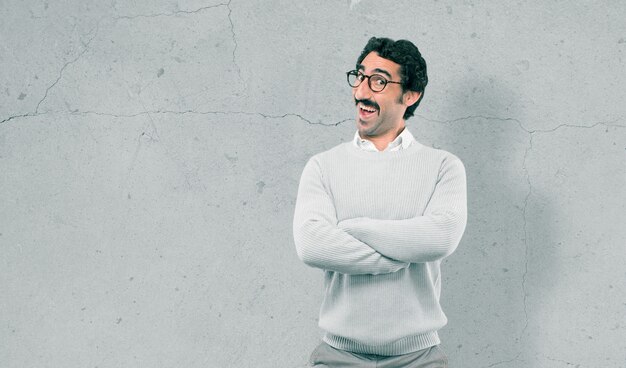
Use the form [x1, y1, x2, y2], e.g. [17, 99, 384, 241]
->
[293, 37, 467, 367]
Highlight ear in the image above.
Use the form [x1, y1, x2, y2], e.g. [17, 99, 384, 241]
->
[403, 90, 421, 107]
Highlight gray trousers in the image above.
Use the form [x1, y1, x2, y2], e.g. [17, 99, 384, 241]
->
[309, 342, 448, 368]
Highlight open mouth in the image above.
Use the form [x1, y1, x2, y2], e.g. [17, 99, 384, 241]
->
[358, 102, 378, 119]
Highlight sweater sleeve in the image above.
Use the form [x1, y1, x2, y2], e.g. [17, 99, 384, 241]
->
[338, 156, 467, 263]
[293, 157, 409, 275]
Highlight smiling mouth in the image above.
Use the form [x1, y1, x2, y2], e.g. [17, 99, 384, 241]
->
[357, 102, 378, 119]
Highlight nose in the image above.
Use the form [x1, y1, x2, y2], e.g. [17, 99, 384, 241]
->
[354, 79, 373, 100]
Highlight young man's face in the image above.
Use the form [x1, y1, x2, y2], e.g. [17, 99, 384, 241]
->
[353, 52, 413, 138]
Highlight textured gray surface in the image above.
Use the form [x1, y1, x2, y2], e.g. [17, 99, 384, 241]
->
[1, 1, 625, 367]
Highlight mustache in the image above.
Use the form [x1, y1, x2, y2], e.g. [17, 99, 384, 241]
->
[354, 98, 379, 111]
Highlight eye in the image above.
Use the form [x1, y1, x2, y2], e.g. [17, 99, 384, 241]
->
[356, 72, 365, 81]
[372, 75, 387, 87]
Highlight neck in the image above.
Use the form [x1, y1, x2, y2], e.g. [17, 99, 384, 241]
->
[362, 125, 406, 151]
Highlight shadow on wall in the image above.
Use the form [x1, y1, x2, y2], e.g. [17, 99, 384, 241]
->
[432, 73, 557, 367]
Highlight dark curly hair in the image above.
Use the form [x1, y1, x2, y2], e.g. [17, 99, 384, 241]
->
[356, 37, 428, 120]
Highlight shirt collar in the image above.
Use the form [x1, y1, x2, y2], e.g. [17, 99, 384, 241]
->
[353, 127, 415, 152]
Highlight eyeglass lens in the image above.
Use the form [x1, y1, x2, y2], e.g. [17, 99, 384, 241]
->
[347, 71, 387, 92]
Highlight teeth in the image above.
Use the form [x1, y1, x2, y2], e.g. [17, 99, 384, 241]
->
[359, 103, 376, 112]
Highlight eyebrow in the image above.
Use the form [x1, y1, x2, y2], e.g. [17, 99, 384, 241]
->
[356, 64, 392, 79]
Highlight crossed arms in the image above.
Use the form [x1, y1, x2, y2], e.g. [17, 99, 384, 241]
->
[292, 156, 467, 275]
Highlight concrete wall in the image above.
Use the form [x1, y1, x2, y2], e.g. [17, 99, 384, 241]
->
[1, 1, 625, 367]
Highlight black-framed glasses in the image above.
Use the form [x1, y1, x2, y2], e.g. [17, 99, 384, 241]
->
[346, 70, 402, 92]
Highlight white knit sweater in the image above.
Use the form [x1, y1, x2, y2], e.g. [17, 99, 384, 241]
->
[293, 140, 467, 355]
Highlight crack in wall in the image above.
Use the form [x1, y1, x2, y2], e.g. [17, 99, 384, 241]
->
[513, 116, 625, 356]
[2, 108, 350, 127]
[34, 24, 100, 114]
[225, 0, 242, 83]
[417, 114, 523, 126]
[65, 109, 351, 126]
[525, 118, 626, 134]
[112, 1, 242, 83]
[113, 3, 229, 20]
[545, 355, 582, 367]
[520, 132, 533, 346]
[484, 352, 521, 368]
[1, 24, 100, 124]
[415, 114, 626, 133]
[112, 1, 243, 83]
[0, 113, 38, 125]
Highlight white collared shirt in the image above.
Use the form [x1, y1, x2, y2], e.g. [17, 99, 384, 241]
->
[353, 127, 415, 152]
